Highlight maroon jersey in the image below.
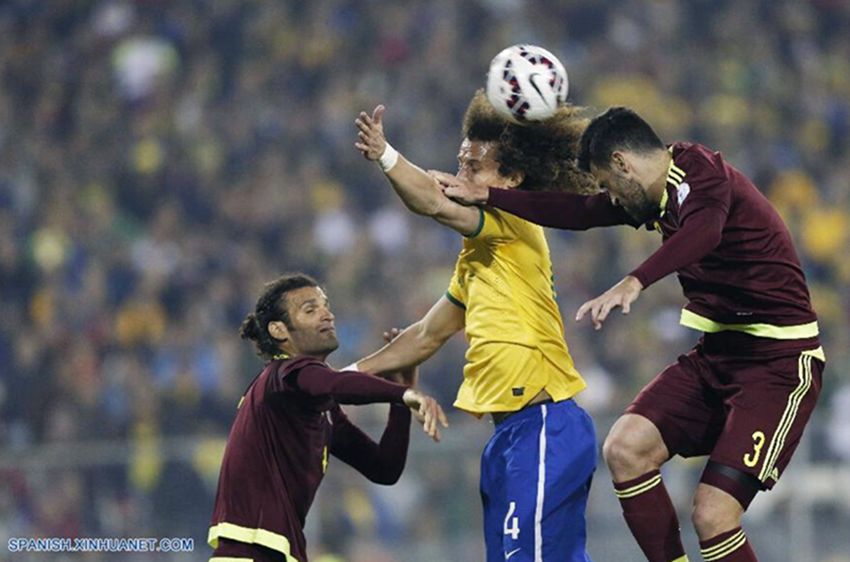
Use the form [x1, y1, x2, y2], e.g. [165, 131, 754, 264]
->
[486, 141, 819, 344]
[208, 356, 410, 562]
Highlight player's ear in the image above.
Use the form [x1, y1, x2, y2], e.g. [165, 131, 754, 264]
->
[611, 151, 629, 174]
[267, 321, 290, 343]
[506, 170, 524, 189]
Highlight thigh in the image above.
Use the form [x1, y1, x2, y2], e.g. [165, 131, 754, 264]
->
[539, 401, 596, 562]
[486, 402, 596, 562]
[626, 349, 725, 458]
[710, 348, 824, 489]
[481, 428, 509, 562]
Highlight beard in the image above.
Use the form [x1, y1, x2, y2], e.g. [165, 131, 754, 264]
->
[612, 176, 658, 224]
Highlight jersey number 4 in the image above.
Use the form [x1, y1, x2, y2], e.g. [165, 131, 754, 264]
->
[504, 501, 520, 540]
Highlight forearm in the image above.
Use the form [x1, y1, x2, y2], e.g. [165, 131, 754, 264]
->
[487, 188, 635, 229]
[630, 206, 725, 288]
[383, 156, 445, 217]
[370, 404, 412, 484]
[356, 321, 444, 374]
[332, 405, 411, 485]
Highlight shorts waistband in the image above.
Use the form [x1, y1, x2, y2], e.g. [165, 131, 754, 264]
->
[701, 331, 821, 356]
[492, 397, 563, 426]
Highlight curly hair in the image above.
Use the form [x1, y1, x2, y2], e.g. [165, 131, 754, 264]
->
[461, 90, 598, 194]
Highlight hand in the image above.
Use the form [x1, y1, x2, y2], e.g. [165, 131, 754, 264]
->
[575, 275, 643, 330]
[402, 389, 449, 442]
[382, 328, 419, 387]
[355, 105, 388, 161]
[428, 170, 489, 206]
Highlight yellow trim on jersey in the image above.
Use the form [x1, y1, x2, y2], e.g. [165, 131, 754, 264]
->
[758, 351, 816, 482]
[666, 155, 686, 186]
[701, 529, 746, 561]
[614, 473, 662, 499]
[445, 291, 465, 309]
[465, 207, 485, 238]
[210, 558, 253, 562]
[680, 309, 820, 340]
[671, 557, 690, 562]
[208, 522, 300, 562]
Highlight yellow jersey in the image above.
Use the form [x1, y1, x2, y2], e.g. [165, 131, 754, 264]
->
[446, 207, 586, 415]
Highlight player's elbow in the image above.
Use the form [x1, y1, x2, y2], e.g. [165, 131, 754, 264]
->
[369, 462, 405, 485]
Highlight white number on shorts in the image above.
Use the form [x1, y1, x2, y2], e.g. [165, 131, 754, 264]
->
[503, 501, 520, 540]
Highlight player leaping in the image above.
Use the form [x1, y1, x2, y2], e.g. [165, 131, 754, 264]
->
[438, 106, 825, 562]
[352, 92, 597, 562]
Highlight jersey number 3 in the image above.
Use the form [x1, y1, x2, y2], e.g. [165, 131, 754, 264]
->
[503, 501, 520, 540]
[743, 430, 766, 468]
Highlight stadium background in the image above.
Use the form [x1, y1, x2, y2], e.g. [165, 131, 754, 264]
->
[0, 0, 848, 560]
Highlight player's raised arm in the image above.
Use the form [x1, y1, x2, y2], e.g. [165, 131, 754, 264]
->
[355, 105, 482, 235]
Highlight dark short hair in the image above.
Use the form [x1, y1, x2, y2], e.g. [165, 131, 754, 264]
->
[462, 90, 597, 193]
[578, 107, 665, 173]
[239, 273, 319, 359]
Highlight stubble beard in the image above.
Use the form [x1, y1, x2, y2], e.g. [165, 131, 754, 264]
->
[618, 177, 657, 224]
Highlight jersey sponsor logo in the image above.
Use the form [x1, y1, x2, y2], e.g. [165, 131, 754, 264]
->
[676, 182, 690, 206]
[512, 387, 525, 396]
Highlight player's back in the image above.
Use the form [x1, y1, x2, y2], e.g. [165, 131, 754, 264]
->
[447, 207, 586, 415]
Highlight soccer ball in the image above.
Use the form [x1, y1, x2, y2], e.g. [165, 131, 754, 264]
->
[486, 44, 569, 123]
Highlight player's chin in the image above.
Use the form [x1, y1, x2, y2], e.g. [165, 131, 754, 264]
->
[319, 335, 340, 353]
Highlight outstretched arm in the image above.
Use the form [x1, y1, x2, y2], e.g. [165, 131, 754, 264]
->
[355, 105, 481, 235]
[353, 295, 465, 375]
[292, 365, 447, 442]
[432, 171, 638, 230]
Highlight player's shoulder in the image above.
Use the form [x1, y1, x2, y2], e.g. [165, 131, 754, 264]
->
[670, 142, 729, 187]
[485, 204, 543, 234]
[670, 141, 728, 182]
[274, 356, 328, 380]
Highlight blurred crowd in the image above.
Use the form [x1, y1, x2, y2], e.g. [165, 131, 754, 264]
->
[0, 0, 848, 560]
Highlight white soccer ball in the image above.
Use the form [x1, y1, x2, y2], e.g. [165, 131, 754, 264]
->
[486, 44, 569, 123]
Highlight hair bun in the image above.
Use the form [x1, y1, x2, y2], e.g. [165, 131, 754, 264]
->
[239, 313, 261, 341]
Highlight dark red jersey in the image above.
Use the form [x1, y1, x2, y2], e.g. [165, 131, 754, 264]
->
[486, 141, 819, 344]
[208, 356, 410, 562]
[631, 142, 818, 338]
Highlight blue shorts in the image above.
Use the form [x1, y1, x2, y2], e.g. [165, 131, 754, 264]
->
[481, 399, 596, 562]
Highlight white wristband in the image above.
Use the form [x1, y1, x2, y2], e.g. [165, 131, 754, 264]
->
[342, 362, 360, 372]
[378, 143, 399, 172]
